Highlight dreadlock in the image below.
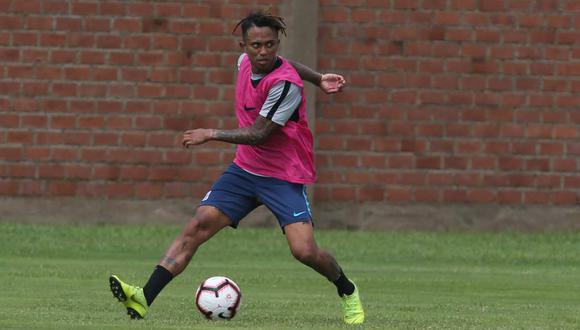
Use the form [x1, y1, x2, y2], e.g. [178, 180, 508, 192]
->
[232, 10, 287, 40]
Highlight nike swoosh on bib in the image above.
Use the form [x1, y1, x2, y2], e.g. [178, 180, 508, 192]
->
[293, 211, 307, 217]
[243, 105, 256, 111]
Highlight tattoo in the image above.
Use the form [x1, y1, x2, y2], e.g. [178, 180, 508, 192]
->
[161, 255, 179, 266]
[289, 60, 321, 86]
[213, 117, 279, 145]
[214, 128, 266, 145]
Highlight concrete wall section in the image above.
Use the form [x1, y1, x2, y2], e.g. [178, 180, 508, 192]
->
[2, 198, 579, 232]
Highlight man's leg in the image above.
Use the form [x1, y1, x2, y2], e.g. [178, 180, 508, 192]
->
[284, 222, 341, 281]
[158, 205, 231, 276]
[284, 221, 364, 325]
[110, 206, 231, 319]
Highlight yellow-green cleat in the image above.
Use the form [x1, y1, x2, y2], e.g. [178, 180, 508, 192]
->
[109, 275, 148, 319]
[341, 284, 365, 325]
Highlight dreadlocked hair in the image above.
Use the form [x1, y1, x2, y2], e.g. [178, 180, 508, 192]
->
[232, 10, 287, 40]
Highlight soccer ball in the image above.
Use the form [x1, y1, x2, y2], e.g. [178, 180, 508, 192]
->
[195, 276, 242, 320]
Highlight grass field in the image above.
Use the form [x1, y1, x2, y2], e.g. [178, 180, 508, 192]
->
[1, 222, 580, 329]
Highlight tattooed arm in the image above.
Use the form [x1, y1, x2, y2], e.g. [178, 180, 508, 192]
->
[288, 60, 346, 94]
[182, 116, 279, 148]
[288, 60, 323, 86]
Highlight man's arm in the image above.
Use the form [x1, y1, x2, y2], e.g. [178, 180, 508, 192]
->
[288, 60, 322, 86]
[182, 116, 279, 148]
[183, 79, 301, 148]
[288, 60, 346, 94]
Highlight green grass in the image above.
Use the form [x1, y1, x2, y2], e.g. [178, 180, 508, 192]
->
[1, 222, 580, 329]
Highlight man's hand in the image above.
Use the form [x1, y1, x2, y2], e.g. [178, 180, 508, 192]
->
[319, 73, 346, 94]
[182, 129, 214, 148]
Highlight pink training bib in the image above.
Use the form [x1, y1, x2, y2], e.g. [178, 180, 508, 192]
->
[233, 55, 316, 184]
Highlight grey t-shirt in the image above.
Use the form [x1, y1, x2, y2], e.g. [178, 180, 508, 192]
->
[237, 53, 302, 126]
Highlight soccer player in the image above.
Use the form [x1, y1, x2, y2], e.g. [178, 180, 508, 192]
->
[109, 11, 364, 325]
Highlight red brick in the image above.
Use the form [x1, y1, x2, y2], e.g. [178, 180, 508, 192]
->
[331, 187, 357, 201]
[527, 125, 552, 138]
[346, 172, 371, 184]
[388, 155, 414, 168]
[150, 69, 177, 83]
[52, 148, 77, 161]
[66, 165, 91, 179]
[359, 187, 385, 201]
[553, 158, 577, 172]
[25, 147, 50, 161]
[94, 167, 120, 180]
[107, 183, 135, 198]
[78, 116, 104, 129]
[393, 0, 418, 9]
[80, 148, 107, 162]
[398, 173, 426, 186]
[62, 132, 91, 145]
[125, 35, 151, 49]
[36, 132, 63, 144]
[135, 150, 163, 164]
[71, 1, 97, 14]
[526, 159, 550, 171]
[552, 192, 578, 205]
[497, 190, 522, 204]
[564, 177, 580, 189]
[27, 16, 53, 30]
[108, 149, 134, 163]
[55, 17, 80, 31]
[417, 156, 441, 169]
[467, 189, 496, 203]
[40, 32, 67, 46]
[524, 191, 550, 204]
[415, 189, 440, 202]
[0, 180, 20, 195]
[351, 9, 376, 23]
[535, 174, 561, 189]
[38, 165, 65, 179]
[67, 32, 96, 47]
[153, 35, 179, 49]
[387, 187, 412, 202]
[141, 17, 169, 33]
[137, 85, 164, 98]
[480, 0, 504, 11]
[94, 133, 119, 146]
[121, 167, 149, 180]
[7, 131, 34, 144]
[321, 7, 349, 22]
[447, 28, 472, 41]
[8, 164, 34, 177]
[51, 115, 76, 129]
[443, 189, 467, 202]
[12, 32, 37, 46]
[79, 51, 106, 64]
[434, 12, 461, 25]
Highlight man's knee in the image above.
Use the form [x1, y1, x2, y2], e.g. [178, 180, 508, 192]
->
[291, 244, 319, 265]
[182, 208, 223, 244]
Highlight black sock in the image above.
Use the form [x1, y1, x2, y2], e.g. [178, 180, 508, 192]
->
[142, 265, 173, 306]
[332, 268, 355, 297]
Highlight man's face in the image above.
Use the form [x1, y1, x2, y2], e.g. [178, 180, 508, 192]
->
[240, 26, 280, 74]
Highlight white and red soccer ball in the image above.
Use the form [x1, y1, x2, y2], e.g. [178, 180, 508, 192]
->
[195, 276, 242, 321]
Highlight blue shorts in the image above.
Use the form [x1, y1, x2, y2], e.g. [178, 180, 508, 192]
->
[199, 163, 312, 230]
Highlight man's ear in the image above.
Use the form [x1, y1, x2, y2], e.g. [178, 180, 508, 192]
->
[239, 40, 245, 50]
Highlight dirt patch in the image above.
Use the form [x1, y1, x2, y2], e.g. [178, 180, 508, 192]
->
[1, 197, 579, 232]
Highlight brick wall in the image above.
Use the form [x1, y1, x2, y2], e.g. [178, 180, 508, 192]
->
[315, 0, 579, 205]
[0, 0, 578, 206]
